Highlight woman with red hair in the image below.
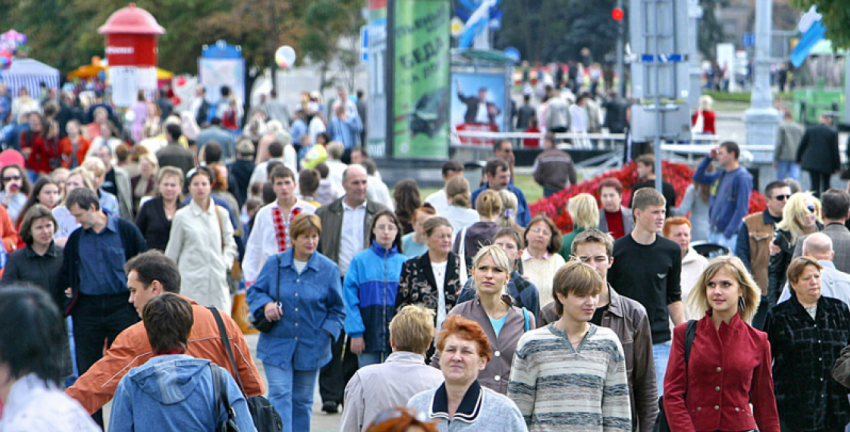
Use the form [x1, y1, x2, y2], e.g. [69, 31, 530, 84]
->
[663, 217, 708, 320]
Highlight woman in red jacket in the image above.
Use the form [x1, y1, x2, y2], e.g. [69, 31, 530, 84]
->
[691, 95, 716, 135]
[663, 255, 779, 432]
[22, 112, 60, 175]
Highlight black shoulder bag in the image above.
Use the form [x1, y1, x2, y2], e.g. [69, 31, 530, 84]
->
[208, 306, 283, 432]
[654, 320, 697, 432]
[210, 364, 241, 432]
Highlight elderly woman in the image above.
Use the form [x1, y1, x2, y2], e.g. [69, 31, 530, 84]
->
[396, 217, 466, 332]
[247, 213, 345, 432]
[1, 205, 64, 309]
[344, 210, 409, 367]
[522, 214, 566, 307]
[765, 256, 850, 432]
[439, 176, 479, 234]
[407, 315, 527, 431]
[558, 193, 599, 259]
[434, 245, 534, 395]
[402, 204, 437, 258]
[597, 178, 634, 240]
[664, 256, 779, 432]
[135, 166, 185, 251]
[454, 190, 502, 258]
[769, 192, 822, 307]
[165, 166, 238, 312]
[664, 217, 708, 320]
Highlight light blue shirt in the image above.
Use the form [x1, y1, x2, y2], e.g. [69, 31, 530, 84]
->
[489, 313, 508, 337]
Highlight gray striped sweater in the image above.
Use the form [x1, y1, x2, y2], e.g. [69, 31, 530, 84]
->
[507, 323, 632, 432]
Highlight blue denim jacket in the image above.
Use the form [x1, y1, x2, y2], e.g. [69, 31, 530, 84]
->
[247, 249, 345, 371]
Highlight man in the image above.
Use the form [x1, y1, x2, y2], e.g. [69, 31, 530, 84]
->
[355, 89, 367, 145]
[515, 94, 536, 131]
[792, 188, 850, 273]
[424, 160, 464, 214]
[598, 177, 635, 240]
[508, 260, 631, 430]
[316, 164, 387, 413]
[630, 154, 676, 217]
[56, 91, 85, 139]
[736, 180, 790, 328]
[243, 166, 318, 284]
[693, 141, 753, 251]
[471, 158, 531, 227]
[249, 140, 289, 188]
[261, 89, 291, 127]
[329, 104, 363, 153]
[196, 117, 234, 161]
[457, 81, 501, 126]
[155, 88, 173, 121]
[532, 132, 577, 197]
[797, 113, 840, 197]
[607, 188, 684, 395]
[340, 305, 443, 432]
[191, 85, 212, 127]
[538, 230, 657, 432]
[67, 250, 264, 416]
[156, 123, 195, 176]
[228, 140, 255, 206]
[56, 188, 147, 426]
[95, 145, 133, 220]
[546, 88, 570, 134]
[493, 139, 516, 182]
[603, 90, 629, 134]
[290, 110, 308, 154]
[85, 90, 115, 124]
[779, 233, 850, 307]
[774, 109, 804, 182]
[325, 142, 349, 195]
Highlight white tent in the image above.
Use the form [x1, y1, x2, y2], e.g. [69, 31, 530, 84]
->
[0, 58, 60, 99]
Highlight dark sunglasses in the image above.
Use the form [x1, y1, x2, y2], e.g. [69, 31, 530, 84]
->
[807, 205, 817, 213]
[3, 175, 21, 181]
[773, 194, 790, 201]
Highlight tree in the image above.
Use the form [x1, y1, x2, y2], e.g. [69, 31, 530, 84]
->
[300, 0, 364, 92]
[791, 0, 850, 49]
[698, 0, 728, 60]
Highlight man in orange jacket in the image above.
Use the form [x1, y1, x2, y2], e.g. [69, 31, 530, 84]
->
[65, 250, 265, 414]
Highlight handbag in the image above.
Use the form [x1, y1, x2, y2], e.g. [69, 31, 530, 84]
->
[250, 256, 281, 333]
[654, 320, 697, 432]
[211, 364, 241, 432]
[208, 307, 283, 432]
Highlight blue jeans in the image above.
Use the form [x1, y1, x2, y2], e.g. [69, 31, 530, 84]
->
[357, 351, 389, 368]
[265, 364, 319, 432]
[653, 341, 672, 396]
[708, 231, 737, 255]
[775, 160, 801, 182]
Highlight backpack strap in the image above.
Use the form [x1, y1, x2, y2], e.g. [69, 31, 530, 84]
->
[522, 307, 530, 332]
[210, 364, 236, 423]
[684, 319, 697, 364]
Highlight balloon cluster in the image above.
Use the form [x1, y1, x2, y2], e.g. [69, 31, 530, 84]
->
[275, 46, 296, 69]
[0, 29, 27, 70]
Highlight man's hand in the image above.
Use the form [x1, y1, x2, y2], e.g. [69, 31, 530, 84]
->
[708, 147, 718, 159]
[351, 337, 365, 355]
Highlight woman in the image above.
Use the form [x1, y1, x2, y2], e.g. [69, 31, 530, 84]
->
[454, 190, 502, 258]
[165, 166, 238, 312]
[0, 164, 31, 222]
[401, 204, 436, 258]
[407, 315, 527, 431]
[435, 245, 534, 395]
[671, 180, 711, 241]
[59, 120, 90, 169]
[497, 189, 521, 233]
[396, 217, 466, 332]
[247, 213, 345, 432]
[1, 205, 64, 309]
[80, 158, 120, 216]
[664, 217, 708, 320]
[130, 90, 148, 143]
[439, 176, 479, 235]
[344, 210, 408, 367]
[394, 179, 422, 235]
[522, 214, 566, 307]
[765, 256, 850, 432]
[135, 166, 185, 251]
[558, 193, 599, 260]
[52, 168, 93, 246]
[691, 95, 716, 135]
[85, 121, 122, 160]
[130, 153, 158, 213]
[664, 256, 779, 432]
[597, 178, 634, 240]
[769, 192, 822, 306]
[14, 177, 60, 249]
[23, 112, 60, 175]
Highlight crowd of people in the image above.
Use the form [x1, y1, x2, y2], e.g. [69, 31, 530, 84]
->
[2, 79, 850, 432]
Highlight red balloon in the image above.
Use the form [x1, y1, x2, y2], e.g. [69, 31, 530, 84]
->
[176, 76, 187, 86]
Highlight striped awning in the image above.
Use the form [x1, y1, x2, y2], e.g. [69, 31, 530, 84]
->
[0, 58, 60, 99]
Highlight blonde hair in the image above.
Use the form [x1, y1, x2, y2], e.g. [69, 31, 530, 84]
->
[67, 167, 93, 189]
[472, 244, 512, 274]
[699, 95, 713, 111]
[686, 256, 761, 324]
[446, 176, 471, 208]
[475, 190, 502, 219]
[497, 190, 518, 228]
[776, 192, 822, 244]
[389, 305, 436, 355]
[81, 158, 106, 177]
[567, 193, 599, 230]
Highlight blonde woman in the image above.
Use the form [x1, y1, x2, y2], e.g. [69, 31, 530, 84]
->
[439, 176, 479, 234]
[497, 189, 522, 234]
[454, 190, 502, 257]
[558, 193, 600, 259]
[768, 192, 822, 307]
[665, 256, 778, 432]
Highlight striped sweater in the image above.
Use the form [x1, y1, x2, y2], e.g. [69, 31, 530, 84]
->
[507, 323, 632, 432]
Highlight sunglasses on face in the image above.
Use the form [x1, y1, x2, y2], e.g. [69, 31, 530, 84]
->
[773, 194, 790, 201]
[3, 175, 20, 182]
[807, 205, 817, 213]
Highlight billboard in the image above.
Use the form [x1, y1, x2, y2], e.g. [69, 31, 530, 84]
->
[450, 72, 507, 144]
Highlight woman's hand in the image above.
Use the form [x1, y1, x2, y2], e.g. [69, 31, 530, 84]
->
[351, 337, 365, 355]
[769, 238, 780, 256]
[263, 301, 282, 321]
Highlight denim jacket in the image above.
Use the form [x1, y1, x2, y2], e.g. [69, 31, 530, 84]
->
[247, 249, 345, 371]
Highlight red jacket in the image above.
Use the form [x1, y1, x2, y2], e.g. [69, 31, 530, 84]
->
[691, 110, 716, 135]
[663, 313, 779, 432]
[59, 136, 91, 169]
[22, 130, 60, 174]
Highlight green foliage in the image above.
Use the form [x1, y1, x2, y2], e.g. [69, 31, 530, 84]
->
[698, 0, 728, 60]
[792, 0, 850, 49]
[300, 0, 363, 91]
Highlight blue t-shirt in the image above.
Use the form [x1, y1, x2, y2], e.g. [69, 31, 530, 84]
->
[489, 313, 508, 338]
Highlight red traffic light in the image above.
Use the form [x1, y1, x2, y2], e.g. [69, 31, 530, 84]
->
[612, 8, 624, 20]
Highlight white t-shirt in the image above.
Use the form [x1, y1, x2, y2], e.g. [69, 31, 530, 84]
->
[293, 258, 308, 274]
[431, 260, 448, 330]
[425, 189, 449, 214]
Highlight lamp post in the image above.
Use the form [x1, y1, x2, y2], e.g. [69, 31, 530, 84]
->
[744, 0, 779, 158]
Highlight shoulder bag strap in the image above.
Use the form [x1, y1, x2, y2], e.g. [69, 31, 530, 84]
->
[210, 364, 222, 418]
[522, 307, 530, 332]
[211, 364, 236, 424]
[207, 306, 247, 396]
[214, 205, 225, 254]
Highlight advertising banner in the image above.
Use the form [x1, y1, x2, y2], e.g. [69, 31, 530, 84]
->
[450, 71, 507, 144]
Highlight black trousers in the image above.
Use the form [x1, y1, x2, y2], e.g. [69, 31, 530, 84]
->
[72, 292, 139, 426]
[319, 329, 358, 404]
[809, 170, 831, 197]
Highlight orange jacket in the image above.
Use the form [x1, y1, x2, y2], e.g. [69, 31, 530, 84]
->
[58, 136, 91, 169]
[0, 204, 18, 252]
[66, 296, 265, 414]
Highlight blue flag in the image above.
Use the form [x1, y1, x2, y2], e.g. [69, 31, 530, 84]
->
[791, 20, 826, 68]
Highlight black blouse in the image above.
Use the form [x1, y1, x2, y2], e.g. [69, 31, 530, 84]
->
[1, 241, 64, 309]
[134, 196, 184, 251]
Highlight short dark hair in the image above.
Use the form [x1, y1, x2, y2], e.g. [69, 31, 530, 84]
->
[66, 187, 100, 211]
[484, 158, 510, 177]
[299, 169, 320, 196]
[441, 160, 464, 177]
[19, 204, 57, 246]
[203, 141, 223, 163]
[268, 141, 284, 158]
[523, 214, 562, 254]
[720, 141, 740, 159]
[143, 293, 194, 354]
[635, 154, 655, 172]
[270, 165, 295, 183]
[187, 165, 215, 186]
[210, 117, 222, 126]
[165, 123, 182, 141]
[493, 139, 511, 154]
[125, 250, 182, 293]
[598, 177, 624, 195]
[315, 162, 330, 179]
[0, 285, 69, 387]
[265, 161, 284, 181]
[369, 209, 405, 254]
[360, 159, 377, 176]
[821, 188, 850, 220]
[764, 180, 789, 198]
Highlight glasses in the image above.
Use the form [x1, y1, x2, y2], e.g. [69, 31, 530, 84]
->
[3, 175, 20, 181]
[806, 205, 817, 213]
[574, 255, 610, 264]
[529, 227, 552, 237]
[773, 194, 790, 201]
[375, 224, 398, 232]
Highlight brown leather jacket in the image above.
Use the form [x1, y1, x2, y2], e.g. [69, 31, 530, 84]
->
[743, 211, 776, 292]
[540, 287, 658, 432]
[66, 296, 265, 414]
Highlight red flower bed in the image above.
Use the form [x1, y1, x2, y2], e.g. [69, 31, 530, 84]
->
[529, 161, 767, 233]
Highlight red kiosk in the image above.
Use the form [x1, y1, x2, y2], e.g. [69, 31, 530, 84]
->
[98, 3, 165, 107]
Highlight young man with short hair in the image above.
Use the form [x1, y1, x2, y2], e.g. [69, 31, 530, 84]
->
[607, 188, 684, 396]
[508, 260, 631, 431]
[424, 160, 464, 214]
[471, 158, 530, 227]
[629, 154, 676, 217]
[693, 141, 753, 251]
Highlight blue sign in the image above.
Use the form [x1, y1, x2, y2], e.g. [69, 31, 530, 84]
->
[504, 47, 520, 63]
[640, 54, 684, 63]
[360, 26, 368, 63]
[742, 33, 755, 47]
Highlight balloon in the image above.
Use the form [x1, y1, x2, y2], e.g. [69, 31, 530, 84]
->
[274, 46, 296, 69]
[0, 57, 10, 70]
[176, 76, 187, 87]
[92, 56, 101, 66]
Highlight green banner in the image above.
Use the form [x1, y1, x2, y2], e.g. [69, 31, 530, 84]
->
[392, 0, 450, 159]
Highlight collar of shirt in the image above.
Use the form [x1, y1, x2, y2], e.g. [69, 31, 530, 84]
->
[521, 248, 550, 261]
[430, 381, 483, 422]
[24, 241, 59, 258]
[384, 351, 427, 365]
[84, 212, 119, 234]
[189, 199, 216, 217]
[342, 199, 367, 212]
